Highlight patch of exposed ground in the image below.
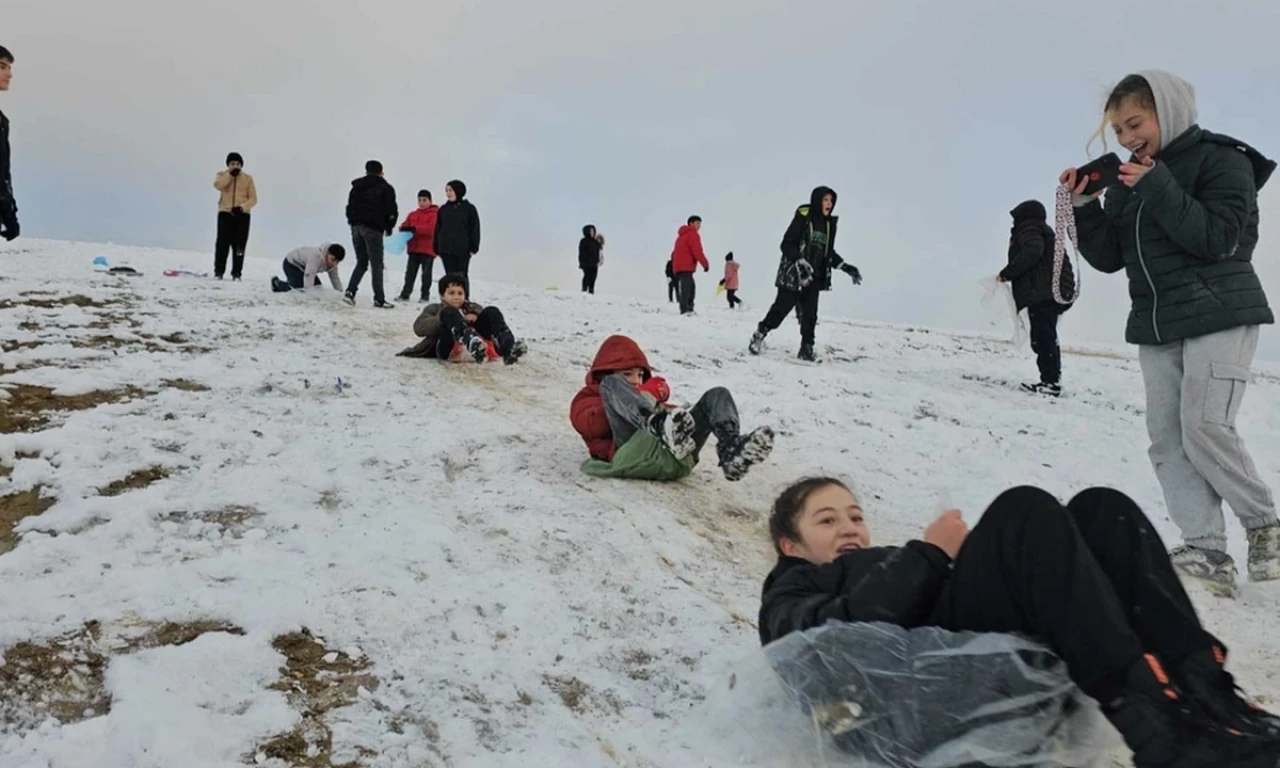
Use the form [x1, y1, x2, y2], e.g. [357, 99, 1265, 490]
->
[0, 619, 245, 735]
[98, 466, 172, 497]
[163, 379, 210, 392]
[0, 450, 40, 480]
[0, 295, 124, 310]
[164, 505, 261, 538]
[1, 484, 56, 554]
[0, 383, 150, 433]
[252, 629, 379, 768]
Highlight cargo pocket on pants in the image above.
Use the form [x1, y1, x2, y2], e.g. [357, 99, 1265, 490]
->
[1204, 361, 1251, 427]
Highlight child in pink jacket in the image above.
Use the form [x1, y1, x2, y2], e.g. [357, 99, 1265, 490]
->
[722, 252, 742, 308]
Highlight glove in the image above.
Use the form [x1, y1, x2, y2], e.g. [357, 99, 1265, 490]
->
[703, 266, 709, 273]
[0, 200, 18, 242]
[637, 376, 671, 404]
[841, 263, 862, 285]
[231, 206, 244, 215]
[786, 258, 815, 289]
[229, 168, 241, 177]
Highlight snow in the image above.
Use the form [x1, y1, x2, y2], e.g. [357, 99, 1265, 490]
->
[1, 238, 1278, 767]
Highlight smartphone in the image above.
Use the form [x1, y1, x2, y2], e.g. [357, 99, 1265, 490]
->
[1076, 153, 1122, 196]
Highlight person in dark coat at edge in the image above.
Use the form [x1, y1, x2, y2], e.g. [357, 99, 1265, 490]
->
[0, 45, 18, 243]
[433, 180, 481, 280]
[760, 477, 1280, 768]
[999, 199, 1076, 397]
[665, 258, 677, 303]
[344, 159, 398, 308]
[749, 186, 862, 363]
[579, 225, 602, 294]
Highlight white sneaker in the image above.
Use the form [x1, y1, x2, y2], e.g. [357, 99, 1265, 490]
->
[1171, 546, 1238, 598]
[1246, 524, 1280, 582]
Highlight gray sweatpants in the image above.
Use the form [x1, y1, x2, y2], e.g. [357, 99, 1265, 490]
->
[599, 374, 739, 455]
[1139, 325, 1277, 552]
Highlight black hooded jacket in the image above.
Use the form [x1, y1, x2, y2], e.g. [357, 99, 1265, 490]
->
[775, 186, 848, 291]
[758, 543, 953, 646]
[0, 108, 13, 208]
[999, 200, 1075, 311]
[579, 225, 601, 270]
[434, 179, 482, 257]
[346, 174, 398, 234]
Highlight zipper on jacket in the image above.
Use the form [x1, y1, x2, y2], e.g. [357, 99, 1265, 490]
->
[1134, 202, 1162, 344]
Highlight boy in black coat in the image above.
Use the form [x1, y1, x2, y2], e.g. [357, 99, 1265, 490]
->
[579, 225, 601, 294]
[761, 478, 1280, 768]
[345, 159, 399, 308]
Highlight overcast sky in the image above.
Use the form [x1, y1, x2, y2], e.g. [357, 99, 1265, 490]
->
[6, 0, 1279, 359]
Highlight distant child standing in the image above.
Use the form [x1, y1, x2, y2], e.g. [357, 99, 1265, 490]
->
[213, 152, 258, 281]
[579, 225, 602, 294]
[397, 190, 439, 303]
[722, 252, 741, 308]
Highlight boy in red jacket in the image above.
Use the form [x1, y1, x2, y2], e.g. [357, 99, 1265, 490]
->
[397, 189, 439, 302]
[570, 334, 774, 481]
[671, 216, 710, 315]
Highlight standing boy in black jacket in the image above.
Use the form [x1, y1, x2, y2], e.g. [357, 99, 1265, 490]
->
[579, 225, 601, 294]
[0, 45, 19, 242]
[433, 180, 481, 279]
[345, 160, 398, 308]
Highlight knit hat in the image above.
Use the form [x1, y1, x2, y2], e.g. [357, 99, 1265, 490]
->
[226, 152, 244, 166]
[1137, 70, 1198, 152]
[447, 180, 467, 200]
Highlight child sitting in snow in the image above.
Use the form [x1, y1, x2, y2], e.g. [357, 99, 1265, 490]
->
[396, 274, 527, 364]
[271, 243, 345, 292]
[570, 334, 774, 481]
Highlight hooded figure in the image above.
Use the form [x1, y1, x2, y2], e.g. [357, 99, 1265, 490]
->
[579, 224, 602, 294]
[1072, 69, 1280, 591]
[434, 179, 481, 277]
[1001, 200, 1075, 312]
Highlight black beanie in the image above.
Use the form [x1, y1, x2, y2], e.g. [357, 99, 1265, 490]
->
[447, 180, 467, 200]
[226, 152, 244, 167]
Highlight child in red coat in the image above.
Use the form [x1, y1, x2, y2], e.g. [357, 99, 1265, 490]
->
[570, 334, 774, 481]
[397, 189, 439, 302]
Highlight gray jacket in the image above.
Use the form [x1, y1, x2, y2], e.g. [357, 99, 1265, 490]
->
[285, 244, 344, 292]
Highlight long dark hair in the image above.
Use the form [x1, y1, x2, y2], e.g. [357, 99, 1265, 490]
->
[768, 477, 852, 556]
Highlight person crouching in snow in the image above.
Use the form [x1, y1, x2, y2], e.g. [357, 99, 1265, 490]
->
[570, 334, 774, 482]
[397, 273, 526, 364]
[749, 186, 862, 363]
[760, 478, 1280, 768]
[271, 243, 345, 293]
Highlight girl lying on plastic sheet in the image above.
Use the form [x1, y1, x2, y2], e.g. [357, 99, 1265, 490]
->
[758, 479, 1280, 768]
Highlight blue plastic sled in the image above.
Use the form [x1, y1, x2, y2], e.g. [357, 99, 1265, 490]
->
[385, 231, 412, 255]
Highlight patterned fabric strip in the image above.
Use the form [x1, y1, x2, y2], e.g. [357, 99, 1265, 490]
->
[1052, 185, 1081, 306]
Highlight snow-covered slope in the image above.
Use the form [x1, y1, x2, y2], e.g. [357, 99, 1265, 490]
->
[1, 239, 1278, 768]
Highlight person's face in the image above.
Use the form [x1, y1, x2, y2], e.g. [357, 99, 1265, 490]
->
[619, 367, 646, 387]
[779, 484, 870, 565]
[691, 220, 702, 232]
[0, 59, 12, 91]
[227, 160, 243, 172]
[1110, 97, 1161, 162]
[325, 253, 338, 270]
[446, 186, 458, 202]
[821, 194, 834, 215]
[418, 196, 431, 209]
[441, 284, 467, 308]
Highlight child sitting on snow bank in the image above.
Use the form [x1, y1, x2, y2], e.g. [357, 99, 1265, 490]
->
[570, 334, 774, 481]
[760, 478, 1280, 768]
[271, 243, 345, 292]
[397, 273, 527, 364]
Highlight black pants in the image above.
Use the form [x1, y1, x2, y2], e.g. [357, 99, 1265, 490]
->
[929, 486, 1219, 702]
[1028, 302, 1064, 385]
[668, 279, 678, 303]
[348, 225, 386, 303]
[435, 305, 514, 359]
[276, 258, 321, 291]
[676, 273, 696, 313]
[440, 253, 471, 278]
[582, 267, 598, 294]
[726, 289, 741, 308]
[214, 211, 251, 278]
[401, 253, 435, 300]
[758, 284, 821, 346]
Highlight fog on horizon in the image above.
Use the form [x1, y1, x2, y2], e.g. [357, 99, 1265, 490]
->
[5, 0, 1279, 359]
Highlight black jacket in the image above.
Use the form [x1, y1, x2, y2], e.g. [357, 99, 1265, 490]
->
[665, 259, 674, 280]
[1000, 200, 1075, 311]
[434, 199, 481, 257]
[758, 544, 953, 646]
[579, 226, 601, 270]
[346, 175, 398, 234]
[0, 109, 13, 207]
[1074, 127, 1274, 345]
[776, 186, 848, 292]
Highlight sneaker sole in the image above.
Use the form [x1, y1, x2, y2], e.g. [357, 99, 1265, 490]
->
[723, 427, 775, 482]
[1247, 560, 1280, 582]
[662, 410, 698, 461]
[1175, 570, 1239, 599]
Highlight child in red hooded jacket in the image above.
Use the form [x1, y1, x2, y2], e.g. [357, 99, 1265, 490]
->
[570, 334, 774, 481]
[397, 189, 439, 302]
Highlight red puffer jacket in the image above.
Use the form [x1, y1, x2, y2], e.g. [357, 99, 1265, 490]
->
[399, 205, 439, 256]
[671, 224, 709, 274]
[570, 335, 653, 461]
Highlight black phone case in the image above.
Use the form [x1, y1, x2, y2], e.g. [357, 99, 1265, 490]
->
[1077, 153, 1122, 196]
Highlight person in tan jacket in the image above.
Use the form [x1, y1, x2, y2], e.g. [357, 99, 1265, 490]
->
[213, 151, 258, 280]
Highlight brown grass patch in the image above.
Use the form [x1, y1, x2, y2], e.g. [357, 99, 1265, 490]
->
[163, 505, 261, 539]
[0, 624, 111, 731]
[251, 629, 378, 768]
[99, 466, 172, 497]
[163, 379, 209, 392]
[0, 295, 121, 310]
[1, 484, 56, 554]
[0, 383, 150, 433]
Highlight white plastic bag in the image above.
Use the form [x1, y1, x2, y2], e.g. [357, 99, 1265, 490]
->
[980, 276, 1030, 351]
